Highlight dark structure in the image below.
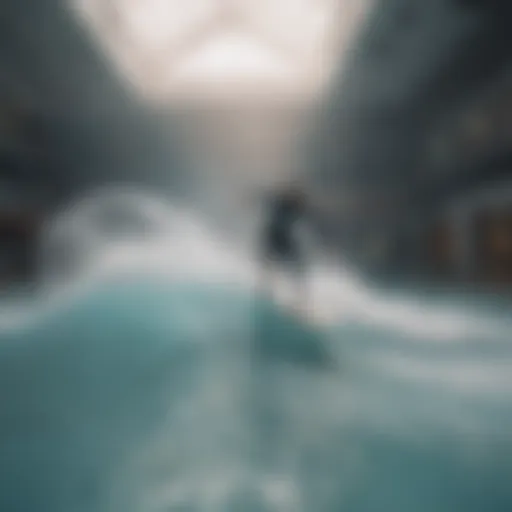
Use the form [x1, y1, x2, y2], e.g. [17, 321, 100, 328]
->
[0, 0, 189, 284]
[310, 0, 512, 288]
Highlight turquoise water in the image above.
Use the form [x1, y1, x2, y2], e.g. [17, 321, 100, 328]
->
[0, 278, 510, 511]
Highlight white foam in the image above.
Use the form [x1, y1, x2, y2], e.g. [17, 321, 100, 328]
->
[0, 186, 505, 342]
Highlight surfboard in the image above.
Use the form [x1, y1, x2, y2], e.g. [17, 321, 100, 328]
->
[252, 293, 335, 370]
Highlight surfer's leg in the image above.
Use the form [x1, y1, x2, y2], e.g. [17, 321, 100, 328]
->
[292, 253, 307, 315]
[258, 255, 275, 301]
[259, 232, 281, 302]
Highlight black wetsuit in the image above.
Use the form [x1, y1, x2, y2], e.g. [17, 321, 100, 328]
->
[261, 191, 307, 269]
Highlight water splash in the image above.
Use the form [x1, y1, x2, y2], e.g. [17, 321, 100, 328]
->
[0, 185, 506, 343]
[0, 187, 511, 512]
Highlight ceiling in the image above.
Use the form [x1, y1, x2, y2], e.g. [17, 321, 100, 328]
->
[70, 0, 371, 104]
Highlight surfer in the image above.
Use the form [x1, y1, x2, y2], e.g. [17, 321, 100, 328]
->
[258, 180, 310, 312]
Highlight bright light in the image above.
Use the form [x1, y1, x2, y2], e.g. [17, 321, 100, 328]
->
[70, 0, 374, 104]
[173, 31, 296, 86]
